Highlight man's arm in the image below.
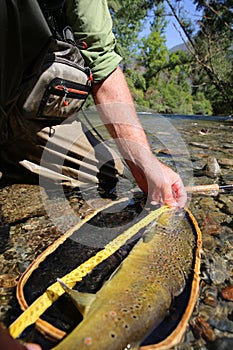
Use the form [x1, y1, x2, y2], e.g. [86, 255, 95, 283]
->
[66, 0, 187, 207]
[92, 66, 187, 207]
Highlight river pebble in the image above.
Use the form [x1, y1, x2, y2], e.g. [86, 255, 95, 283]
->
[222, 286, 233, 301]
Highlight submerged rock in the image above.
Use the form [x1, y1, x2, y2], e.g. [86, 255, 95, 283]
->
[206, 254, 230, 285]
[189, 142, 210, 149]
[206, 337, 233, 350]
[203, 156, 221, 178]
[218, 158, 233, 167]
[221, 286, 233, 301]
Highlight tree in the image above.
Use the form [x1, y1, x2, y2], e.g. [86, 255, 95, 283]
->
[193, 0, 233, 115]
[105, 0, 223, 115]
[108, 0, 155, 69]
[138, 3, 197, 114]
[165, 0, 233, 115]
[139, 2, 169, 86]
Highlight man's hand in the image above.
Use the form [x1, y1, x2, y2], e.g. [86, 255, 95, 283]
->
[126, 153, 187, 208]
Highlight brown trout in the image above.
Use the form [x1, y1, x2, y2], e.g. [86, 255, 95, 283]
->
[53, 208, 195, 350]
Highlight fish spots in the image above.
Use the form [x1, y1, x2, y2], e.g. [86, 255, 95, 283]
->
[121, 307, 129, 313]
[148, 254, 155, 262]
[109, 332, 117, 339]
[109, 310, 117, 317]
[146, 274, 153, 281]
[84, 337, 92, 346]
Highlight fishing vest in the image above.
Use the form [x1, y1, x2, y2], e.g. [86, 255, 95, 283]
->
[18, 0, 92, 123]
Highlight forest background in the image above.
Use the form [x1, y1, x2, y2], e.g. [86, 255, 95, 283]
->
[88, 0, 233, 116]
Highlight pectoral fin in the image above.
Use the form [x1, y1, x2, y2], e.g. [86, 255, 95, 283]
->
[57, 278, 95, 317]
[143, 221, 157, 243]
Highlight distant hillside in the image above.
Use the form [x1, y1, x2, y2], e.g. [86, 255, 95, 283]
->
[169, 43, 187, 52]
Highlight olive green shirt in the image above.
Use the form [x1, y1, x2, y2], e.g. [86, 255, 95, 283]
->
[65, 0, 122, 82]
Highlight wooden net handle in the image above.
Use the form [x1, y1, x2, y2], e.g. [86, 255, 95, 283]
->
[185, 184, 219, 193]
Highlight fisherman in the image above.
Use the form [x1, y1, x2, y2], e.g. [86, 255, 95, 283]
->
[0, 0, 187, 207]
[0, 0, 187, 348]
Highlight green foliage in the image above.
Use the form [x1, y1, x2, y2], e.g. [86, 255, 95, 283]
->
[191, 35, 232, 115]
[108, 0, 154, 68]
[141, 31, 168, 83]
[192, 92, 213, 115]
[194, 0, 233, 37]
[125, 75, 149, 107]
[144, 77, 194, 115]
[125, 68, 147, 91]
[178, 0, 233, 115]
[191, 0, 233, 114]
[106, 0, 232, 115]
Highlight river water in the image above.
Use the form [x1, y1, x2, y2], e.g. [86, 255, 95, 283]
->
[0, 112, 232, 349]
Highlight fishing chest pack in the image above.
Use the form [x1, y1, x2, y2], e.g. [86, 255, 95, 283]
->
[19, 0, 92, 123]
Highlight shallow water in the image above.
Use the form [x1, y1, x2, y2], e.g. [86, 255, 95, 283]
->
[0, 112, 232, 349]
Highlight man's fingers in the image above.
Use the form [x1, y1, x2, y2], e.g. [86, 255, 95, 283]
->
[150, 186, 177, 207]
[176, 187, 187, 208]
[172, 178, 187, 208]
[150, 177, 187, 208]
[25, 344, 42, 350]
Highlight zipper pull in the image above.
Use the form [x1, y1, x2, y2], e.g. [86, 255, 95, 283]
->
[63, 87, 69, 106]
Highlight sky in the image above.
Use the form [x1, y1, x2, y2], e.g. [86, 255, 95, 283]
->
[164, 0, 201, 49]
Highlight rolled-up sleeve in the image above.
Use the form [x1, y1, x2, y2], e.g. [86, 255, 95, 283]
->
[65, 0, 122, 82]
